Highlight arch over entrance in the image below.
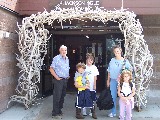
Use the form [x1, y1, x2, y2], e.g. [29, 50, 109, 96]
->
[8, 6, 153, 109]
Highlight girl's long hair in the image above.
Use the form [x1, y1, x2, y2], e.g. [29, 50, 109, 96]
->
[120, 70, 132, 84]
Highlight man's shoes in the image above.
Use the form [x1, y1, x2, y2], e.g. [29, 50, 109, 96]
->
[52, 115, 62, 119]
[59, 110, 63, 116]
[108, 113, 116, 117]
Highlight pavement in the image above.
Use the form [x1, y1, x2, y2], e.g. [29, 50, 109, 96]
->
[0, 92, 160, 120]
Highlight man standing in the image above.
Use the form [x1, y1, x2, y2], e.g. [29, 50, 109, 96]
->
[49, 45, 70, 119]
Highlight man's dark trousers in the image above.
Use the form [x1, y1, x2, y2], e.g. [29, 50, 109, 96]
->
[52, 78, 68, 116]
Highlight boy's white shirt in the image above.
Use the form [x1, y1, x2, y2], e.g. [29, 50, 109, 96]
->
[85, 65, 99, 91]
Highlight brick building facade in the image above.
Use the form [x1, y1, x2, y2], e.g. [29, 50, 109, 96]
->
[0, 8, 21, 112]
[141, 15, 160, 91]
[0, 0, 160, 113]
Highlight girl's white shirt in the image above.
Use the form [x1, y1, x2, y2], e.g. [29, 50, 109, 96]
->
[121, 82, 135, 97]
[85, 65, 99, 91]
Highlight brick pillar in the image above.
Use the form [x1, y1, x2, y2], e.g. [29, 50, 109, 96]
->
[0, 8, 22, 113]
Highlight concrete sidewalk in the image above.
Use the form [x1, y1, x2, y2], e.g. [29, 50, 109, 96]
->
[0, 94, 160, 120]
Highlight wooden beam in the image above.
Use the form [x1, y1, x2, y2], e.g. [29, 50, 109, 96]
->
[50, 30, 121, 35]
[45, 26, 120, 31]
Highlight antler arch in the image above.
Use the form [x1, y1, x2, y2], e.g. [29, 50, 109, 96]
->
[8, 7, 153, 109]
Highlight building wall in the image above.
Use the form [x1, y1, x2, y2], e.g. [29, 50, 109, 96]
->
[139, 15, 160, 91]
[101, 0, 160, 15]
[0, 8, 22, 113]
[18, 0, 50, 15]
[1, 0, 159, 16]
[48, 0, 160, 15]
[0, 0, 19, 12]
[0, 0, 50, 15]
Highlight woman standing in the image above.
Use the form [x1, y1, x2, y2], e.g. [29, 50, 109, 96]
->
[106, 45, 132, 117]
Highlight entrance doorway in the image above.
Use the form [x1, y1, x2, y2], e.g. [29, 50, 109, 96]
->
[54, 35, 107, 92]
[39, 19, 125, 96]
[40, 33, 124, 96]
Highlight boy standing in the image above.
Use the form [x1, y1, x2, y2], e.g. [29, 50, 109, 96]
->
[74, 62, 93, 119]
[83, 53, 99, 119]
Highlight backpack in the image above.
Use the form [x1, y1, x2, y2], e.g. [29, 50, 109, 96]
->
[96, 88, 114, 110]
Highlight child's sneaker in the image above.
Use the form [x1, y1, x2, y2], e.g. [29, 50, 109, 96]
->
[88, 109, 92, 116]
[108, 113, 116, 117]
[82, 108, 87, 116]
[119, 114, 132, 119]
[89, 112, 92, 116]
[119, 115, 125, 119]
